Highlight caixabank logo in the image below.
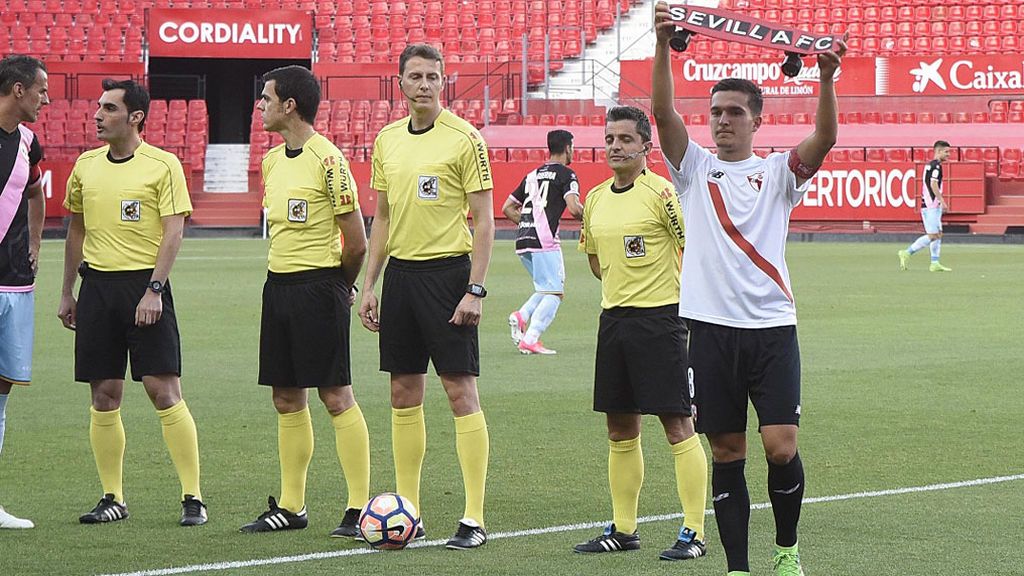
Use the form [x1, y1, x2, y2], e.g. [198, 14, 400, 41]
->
[878, 56, 1024, 95]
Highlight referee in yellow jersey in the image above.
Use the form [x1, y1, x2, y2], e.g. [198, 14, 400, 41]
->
[573, 107, 708, 560]
[240, 65, 371, 538]
[58, 79, 206, 526]
[358, 44, 494, 550]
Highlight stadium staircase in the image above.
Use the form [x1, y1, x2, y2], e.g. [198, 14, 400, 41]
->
[189, 144, 262, 227]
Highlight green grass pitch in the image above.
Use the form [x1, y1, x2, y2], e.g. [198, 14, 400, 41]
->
[1, 239, 1021, 575]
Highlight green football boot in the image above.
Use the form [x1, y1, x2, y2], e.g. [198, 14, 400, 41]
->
[898, 249, 910, 271]
[773, 545, 805, 576]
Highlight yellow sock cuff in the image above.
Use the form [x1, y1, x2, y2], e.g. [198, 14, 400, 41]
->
[156, 400, 189, 423]
[279, 406, 312, 427]
[609, 436, 641, 453]
[90, 406, 122, 425]
[392, 404, 424, 424]
[332, 403, 364, 429]
[454, 411, 486, 433]
[671, 434, 701, 455]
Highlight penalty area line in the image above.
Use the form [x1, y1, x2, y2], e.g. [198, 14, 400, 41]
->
[98, 472, 1024, 576]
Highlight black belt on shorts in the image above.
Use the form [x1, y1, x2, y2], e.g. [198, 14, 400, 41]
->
[78, 262, 153, 280]
[386, 254, 470, 271]
[267, 267, 346, 284]
[602, 304, 679, 318]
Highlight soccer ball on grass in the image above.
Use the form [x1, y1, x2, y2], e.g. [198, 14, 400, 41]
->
[359, 492, 420, 550]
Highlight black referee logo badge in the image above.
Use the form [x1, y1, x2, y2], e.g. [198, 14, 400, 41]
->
[624, 235, 646, 258]
[418, 175, 440, 200]
[288, 199, 308, 222]
[121, 200, 141, 221]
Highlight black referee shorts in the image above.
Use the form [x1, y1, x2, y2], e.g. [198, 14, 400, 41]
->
[593, 305, 690, 415]
[259, 267, 353, 388]
[687, 319, 801, 434]
[379, 255, 479, 376]
[75, 264, 181, 383]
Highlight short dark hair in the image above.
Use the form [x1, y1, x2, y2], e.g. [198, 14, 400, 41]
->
[547, 129, 573, 155]
[934, 140, 951, 149]
[605, 106, 652, 143]
[101, 78, 150, 132]
[0, 54, 46, 96]
[711, 78, 764, 116]
[399, 44, 444, 76]
[262, 65, 320, 125]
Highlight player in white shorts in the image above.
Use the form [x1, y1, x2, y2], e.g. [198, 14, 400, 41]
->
[899, 140, 952, 272]
[502, 129, 582, 355]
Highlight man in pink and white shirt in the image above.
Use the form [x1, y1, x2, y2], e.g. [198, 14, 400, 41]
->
[0, 54, 48, 530]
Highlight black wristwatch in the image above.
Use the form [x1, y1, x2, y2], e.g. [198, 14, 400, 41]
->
[466, 283, 487, 298]
[148, 280, 165, 294]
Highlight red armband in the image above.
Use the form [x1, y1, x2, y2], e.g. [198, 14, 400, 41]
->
[787, 148, 820, 180]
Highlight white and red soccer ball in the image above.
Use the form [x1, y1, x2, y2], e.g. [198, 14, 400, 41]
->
[359, 492, 420, 550]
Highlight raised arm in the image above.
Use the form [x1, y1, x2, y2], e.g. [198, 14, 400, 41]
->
[794, 41, 847, 187]
[651, 0, 689, 169]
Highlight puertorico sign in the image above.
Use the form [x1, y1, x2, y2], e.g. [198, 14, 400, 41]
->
[148, 8, 311, 59]
[793, 163, 919, 221]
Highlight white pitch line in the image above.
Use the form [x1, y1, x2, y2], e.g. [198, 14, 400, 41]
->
[98, 473, 1024, 576]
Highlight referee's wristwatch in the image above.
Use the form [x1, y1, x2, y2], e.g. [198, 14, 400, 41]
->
[466, 283, 487, 298]
[148, 280, 165, 294]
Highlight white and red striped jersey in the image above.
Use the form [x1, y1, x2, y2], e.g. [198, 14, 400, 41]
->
[666, 142, 810, 328]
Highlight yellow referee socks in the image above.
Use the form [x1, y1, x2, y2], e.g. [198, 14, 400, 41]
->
[331, 404, 370, 511]
[454, 411, 489, 526]
[278, 407, 314, 513]
[157, 401, 202, 501]
[89, 407, 125, 503]
[671, 434, 709, 540]
[609, 436, 644, 535]
[392, 405, 426, 513]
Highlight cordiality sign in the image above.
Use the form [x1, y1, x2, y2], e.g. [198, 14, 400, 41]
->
[148, 8, 312, 59]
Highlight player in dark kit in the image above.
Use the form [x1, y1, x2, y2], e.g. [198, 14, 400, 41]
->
[502, 129, 582, 355]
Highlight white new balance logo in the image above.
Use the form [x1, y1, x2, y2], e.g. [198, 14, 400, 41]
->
[910, 59, 947, 93]
[772, 483, 802, 495]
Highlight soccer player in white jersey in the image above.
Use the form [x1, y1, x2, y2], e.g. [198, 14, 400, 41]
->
[501, 129, 582, 355]
[899, 140, 952, 272]
[652, 3, 845, 575]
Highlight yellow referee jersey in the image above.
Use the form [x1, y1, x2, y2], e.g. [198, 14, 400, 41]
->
[370, 109, 493, 260]
[579, 170, 685, 309]
[64, 142, 192, 272]
[262, 133, 359, 273]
